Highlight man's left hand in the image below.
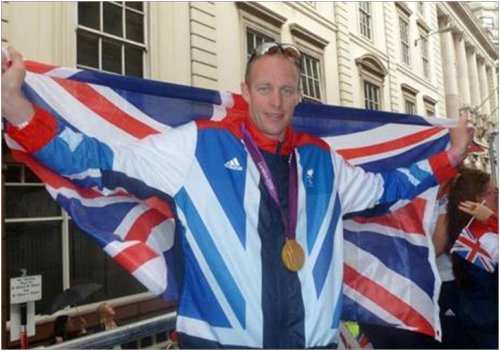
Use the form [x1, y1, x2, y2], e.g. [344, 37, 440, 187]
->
[448, 114, 474, 165]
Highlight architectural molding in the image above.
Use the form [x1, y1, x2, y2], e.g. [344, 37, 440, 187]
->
[401, 83, 419, 95]
[416, 18, 431, 33]
[289, 23, 329, 48]
[235, 2, 287, 28]
[395, 2, 412, 17]
[355, 54, 388, 78]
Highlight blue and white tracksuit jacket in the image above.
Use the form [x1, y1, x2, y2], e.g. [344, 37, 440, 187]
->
[8, 107, 457, 349]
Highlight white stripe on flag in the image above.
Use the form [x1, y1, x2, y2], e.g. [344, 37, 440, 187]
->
[25, 73, 137, 145]
[146, 219, 175, 254]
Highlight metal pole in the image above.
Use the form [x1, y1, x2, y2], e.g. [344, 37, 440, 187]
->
[1, 164, 9, 350]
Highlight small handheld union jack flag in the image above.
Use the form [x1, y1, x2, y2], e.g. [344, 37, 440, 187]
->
[451, 221, 498, 273]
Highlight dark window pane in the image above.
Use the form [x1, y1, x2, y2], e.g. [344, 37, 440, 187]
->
[104, 2, 123, 37]
[78, 2, 100, 30]
[307, 78, 314, 98]
[312, 62, 319, 79]
[5, 164, 22, 183]
[141, 336, 153, 348]
[102, 39, 122, 74]
[301, 76, 308, 96]
[6, 221, 63, 315]
[314, 81, 320, 98]
[77, 31, 99, 68]
[246, 32, 253, 59]
[24, 166, 41, 183]
[126, 10, 144, 42]
[126, 2, 143, 11]
[6, 186, 60, 219]
[69, 223, 146, 304]
[156, 332, 167, 343]
[125, 46, 143, 77]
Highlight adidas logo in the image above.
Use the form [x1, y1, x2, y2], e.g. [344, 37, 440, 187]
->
[224, 157, 243, 171]
[444, 308, 456, 317]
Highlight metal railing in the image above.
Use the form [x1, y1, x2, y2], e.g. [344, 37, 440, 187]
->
[42, 311, 176, 349]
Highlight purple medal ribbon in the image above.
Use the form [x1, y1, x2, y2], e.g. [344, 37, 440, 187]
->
[242, 125, 298, 241]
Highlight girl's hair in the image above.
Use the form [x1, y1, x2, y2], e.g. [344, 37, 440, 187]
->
[447, 167, 491, 285]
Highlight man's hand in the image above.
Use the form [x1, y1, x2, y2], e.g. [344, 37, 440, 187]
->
[448, 113, 475, 165]
[1, 46, 35, 125]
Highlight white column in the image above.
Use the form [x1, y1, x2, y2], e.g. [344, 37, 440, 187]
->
[486, 65, 497, 115]
[439, 20, 460, 118]
[477, 57, 490, 115]
[466, 46, 481, 108]
[496, 67, 500, 127]
[453, 33, 470, 107]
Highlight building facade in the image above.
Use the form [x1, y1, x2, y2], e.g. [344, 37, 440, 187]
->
[468, 1, 499, 50]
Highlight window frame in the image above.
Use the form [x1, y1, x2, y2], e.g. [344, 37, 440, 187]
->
[402, 85, 418, 115]
[359, 2, 372, 40]
[418, 27, 430, 79]
[363, 79, 382, 111]
[76, 2, 148, 77]
[399, 14, 411, 66]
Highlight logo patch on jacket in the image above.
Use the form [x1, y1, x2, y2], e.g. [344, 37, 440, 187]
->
[224, 157, 243, 171]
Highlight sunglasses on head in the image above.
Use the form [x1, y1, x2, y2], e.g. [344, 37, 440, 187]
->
[247, 42, 302, 68]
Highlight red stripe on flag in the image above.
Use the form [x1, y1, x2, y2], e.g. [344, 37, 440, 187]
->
[344, 264, 435, 337]
[113, 242, 159, 273]
[337, 127, 443, 160]
[143, 197, 174, 219]
[124, 209, 167, 242]
[353, 198, 427, 236]
[54, 78, 159, 139]
[25, 60, 59, 74]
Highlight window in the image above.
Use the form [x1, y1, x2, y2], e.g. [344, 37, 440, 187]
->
[419, 31, 429, 79]
[481, 16, 495, 29]
[301, 53, 323, 103]
[77, 2, 146, 77]
[402, 84, 418, 115]
[246, 29, 274, 60]
[359, 2, 372, 40]
[423, 96, 436, 117]
[364, 81, 381, 110]
[417, 2, 425, 17]
[356, 55, 387, 111]
[399, 16, 411, 66]
[5, 162, 146, 315]
[405, 100, 416, 114]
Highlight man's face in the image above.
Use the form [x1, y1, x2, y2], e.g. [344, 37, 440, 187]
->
[241, 54, 301, 141]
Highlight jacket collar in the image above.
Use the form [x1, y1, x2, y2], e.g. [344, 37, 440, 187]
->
[225, 112, 295, 156]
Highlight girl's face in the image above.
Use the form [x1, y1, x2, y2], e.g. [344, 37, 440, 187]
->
[478, 180, 498, 211]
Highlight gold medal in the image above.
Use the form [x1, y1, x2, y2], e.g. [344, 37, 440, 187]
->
[282, 239, 305, 272]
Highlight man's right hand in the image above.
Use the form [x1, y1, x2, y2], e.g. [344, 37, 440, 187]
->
[1, 46, 35, 126]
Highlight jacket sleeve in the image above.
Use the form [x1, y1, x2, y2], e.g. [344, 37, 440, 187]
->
[486, 211, 499, 234]
[6, 105, 196, 197]
[331, 149, 457, 215]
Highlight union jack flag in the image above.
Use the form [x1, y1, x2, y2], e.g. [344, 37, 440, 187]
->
[5, 61, 457, 339]
[451, 223, 498, 273]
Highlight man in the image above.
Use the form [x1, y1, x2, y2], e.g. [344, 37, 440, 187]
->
[2, 43, 472, 348]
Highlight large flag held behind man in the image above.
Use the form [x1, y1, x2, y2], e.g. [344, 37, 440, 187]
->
[5, 61, 456, 340]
